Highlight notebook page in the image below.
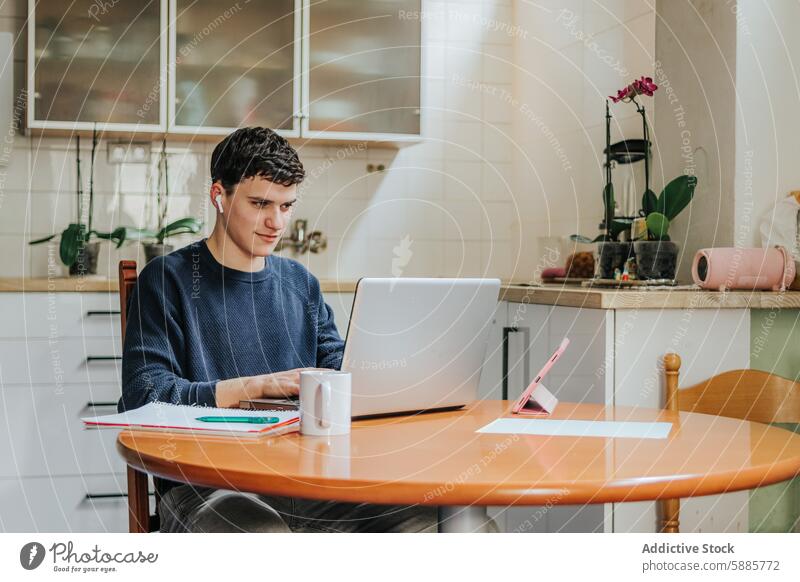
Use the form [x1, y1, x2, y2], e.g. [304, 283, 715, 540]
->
[477, 418, 672, 439]
[82, 402, 299, 434]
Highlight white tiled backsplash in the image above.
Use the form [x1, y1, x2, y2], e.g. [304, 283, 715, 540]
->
[0, 0, 522, 282]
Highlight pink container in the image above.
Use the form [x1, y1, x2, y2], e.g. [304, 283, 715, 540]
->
[691, 246, 795, 291]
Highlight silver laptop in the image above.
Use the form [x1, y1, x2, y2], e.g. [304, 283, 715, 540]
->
[341, 277, 501, 418]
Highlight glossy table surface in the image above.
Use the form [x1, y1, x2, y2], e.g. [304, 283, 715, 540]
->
[117, 400, 800, 506]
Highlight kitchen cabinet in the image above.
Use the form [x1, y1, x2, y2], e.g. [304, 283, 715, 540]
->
[27, 0, 167, 133]
[169, 0, 301, 137]
[28, 1, 423, 143]
[0, 292, 135, 532]
[302, 0, 422, 142]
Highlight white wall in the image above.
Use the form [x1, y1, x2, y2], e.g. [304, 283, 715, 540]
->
[0, 0, 520, 281]
[653, 0, 737, 281]
[734, 0, 800, 249]
[512, 0, 655, 275]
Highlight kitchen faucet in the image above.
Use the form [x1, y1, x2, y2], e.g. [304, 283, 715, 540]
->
[274, 219, 327, 255]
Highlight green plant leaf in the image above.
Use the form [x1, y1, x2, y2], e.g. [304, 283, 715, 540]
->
[29, 234, 57, 245]
[592, 234, 613, 242]
[659, 175, 697, 220]
[569, 234, 594, 244]
[119, 227, 158, 243]
[59, 223, 87, 267]
[642, 188, 658, 215]
[646, 212, 670, 240]
[609, 218, 632, 240]
[91, 229, 123, 248]
[90, 227, 155, 248]
[158, 217, 203, 240]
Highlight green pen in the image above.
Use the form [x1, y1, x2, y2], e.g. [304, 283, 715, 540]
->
[196, 416, 280, 424]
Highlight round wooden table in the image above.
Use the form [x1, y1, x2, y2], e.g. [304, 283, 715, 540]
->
[117, 400, 800, 532]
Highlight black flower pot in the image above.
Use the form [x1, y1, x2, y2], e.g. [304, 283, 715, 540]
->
[69, 241, 100, 276]
[144, 243, 174, 264]
[634, 241, 679, 280]
[595, 241, 633, 279]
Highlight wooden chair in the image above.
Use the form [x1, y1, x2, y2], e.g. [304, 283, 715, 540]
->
[119, 260, 160, 533]
[660, 353, 800, 533]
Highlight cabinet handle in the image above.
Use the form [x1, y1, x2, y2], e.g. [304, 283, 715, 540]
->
[86, 401, 118, 409]
[84, 492, 155, 500]
[502, 326, 531, 400]
[86, 310, 121, 316]
[86, 356, 122, 362]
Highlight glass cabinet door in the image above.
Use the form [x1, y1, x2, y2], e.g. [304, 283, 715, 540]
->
[170, 0, 299, 135]
[304, 0, 421, 138]
[29, 0, 166, 130]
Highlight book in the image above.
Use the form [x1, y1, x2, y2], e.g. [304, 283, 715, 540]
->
[81, 402, 299, 438]
[239, 397, 299, 411]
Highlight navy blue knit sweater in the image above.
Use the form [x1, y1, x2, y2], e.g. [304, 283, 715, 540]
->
[119, 238, 345, 413]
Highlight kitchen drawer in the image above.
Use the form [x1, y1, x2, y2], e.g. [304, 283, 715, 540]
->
[0, 474, 154, 532]
[0, 293, 122, 339]
[0, 337, 121, 385]
[0, 383, 126, 478]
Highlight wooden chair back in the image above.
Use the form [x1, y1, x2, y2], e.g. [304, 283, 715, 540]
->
[660, 353, 800, 532]
[119, 260, 159, 533]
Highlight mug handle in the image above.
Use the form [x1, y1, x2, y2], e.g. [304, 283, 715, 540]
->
[318, 381, 331, 429]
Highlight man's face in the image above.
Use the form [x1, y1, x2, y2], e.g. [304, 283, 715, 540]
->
[215, 176, 297, 257]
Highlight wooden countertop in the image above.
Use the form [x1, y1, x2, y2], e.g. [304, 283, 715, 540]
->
[3, 277, 800, 309]
[500, 284, 800, 309]
[0, 276, 359, 294]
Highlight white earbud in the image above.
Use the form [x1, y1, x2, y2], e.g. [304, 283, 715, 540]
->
[215, 194, 224, 214]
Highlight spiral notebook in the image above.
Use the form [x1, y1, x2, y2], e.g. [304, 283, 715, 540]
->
[82, 402, 300, 438]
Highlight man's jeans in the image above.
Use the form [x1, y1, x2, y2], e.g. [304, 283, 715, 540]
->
[159, 484, 441, 533]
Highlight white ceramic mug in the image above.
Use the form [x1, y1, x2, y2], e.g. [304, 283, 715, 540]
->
[299, 370, 352, 436]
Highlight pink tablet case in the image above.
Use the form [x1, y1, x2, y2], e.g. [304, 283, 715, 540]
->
[511, 338, 569, 415]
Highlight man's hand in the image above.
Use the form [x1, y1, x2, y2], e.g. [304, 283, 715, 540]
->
[215, 368, 335, 408]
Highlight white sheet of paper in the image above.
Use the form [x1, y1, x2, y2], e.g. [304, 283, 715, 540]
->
[477, 418, 672, 439]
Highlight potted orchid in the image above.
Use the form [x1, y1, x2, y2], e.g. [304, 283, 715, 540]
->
[571, 77, 658, 278]
[29, 131, 148, 275]
[611, 76, 699, 280]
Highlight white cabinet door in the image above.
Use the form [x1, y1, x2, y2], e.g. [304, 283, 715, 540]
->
[610, 308, 751, 533]
[0, 337, 121, 385]
[0, 383, 125, 478]
[0, 293, 122, 340]
[476, 301, 508, 400]
[169, 0, 301, 137]
[28, 1, 167, 132]
[302, 0, 422, 142]
[0, 474, 143, 533]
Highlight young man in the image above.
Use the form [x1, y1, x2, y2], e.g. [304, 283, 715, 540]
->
[120, 127, 436, 532]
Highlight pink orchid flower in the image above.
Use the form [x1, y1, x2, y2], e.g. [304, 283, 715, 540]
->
[609, 76, 658, 103]
[609, 87, 630, 103]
